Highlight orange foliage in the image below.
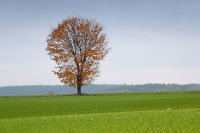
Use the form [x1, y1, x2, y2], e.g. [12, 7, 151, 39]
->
[46, 17, 109, 93]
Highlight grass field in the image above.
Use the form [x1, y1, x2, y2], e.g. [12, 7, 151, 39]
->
[0, 91, 200, 132]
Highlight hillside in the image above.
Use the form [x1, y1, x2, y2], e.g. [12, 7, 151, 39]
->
[0, 84, 200, 96]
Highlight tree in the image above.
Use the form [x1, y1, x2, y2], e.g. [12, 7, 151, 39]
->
[46, 17, 109, 95]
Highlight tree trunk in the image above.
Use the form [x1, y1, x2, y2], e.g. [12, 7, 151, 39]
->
[77, 85, 81, 95]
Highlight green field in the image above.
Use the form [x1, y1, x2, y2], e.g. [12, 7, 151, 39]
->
[0, 91, 200, 132]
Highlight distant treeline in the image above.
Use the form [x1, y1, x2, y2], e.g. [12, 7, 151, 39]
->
[0, 84, 200, 96]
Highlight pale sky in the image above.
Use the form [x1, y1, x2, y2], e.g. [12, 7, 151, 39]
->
[0, 0, 200, 86]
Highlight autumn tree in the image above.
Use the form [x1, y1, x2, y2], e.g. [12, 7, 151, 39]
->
[46, 17, 109, 95]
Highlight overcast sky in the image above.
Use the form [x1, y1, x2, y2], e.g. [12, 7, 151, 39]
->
[0, 0, 200, 86]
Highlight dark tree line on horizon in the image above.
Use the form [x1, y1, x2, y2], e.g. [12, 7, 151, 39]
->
[0, 84, 200, 96]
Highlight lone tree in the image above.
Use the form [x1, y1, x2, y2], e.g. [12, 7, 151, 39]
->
[46, 17, 109, 95]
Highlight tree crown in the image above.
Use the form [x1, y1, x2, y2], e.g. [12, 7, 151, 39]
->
[46, 17, 109, 88]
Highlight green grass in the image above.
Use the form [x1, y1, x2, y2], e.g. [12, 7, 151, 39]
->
[0, 91, 200, 132]
[1, 109, 200, 133]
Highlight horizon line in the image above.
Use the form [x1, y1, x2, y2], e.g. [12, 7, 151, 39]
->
[1, 83, 200, 87]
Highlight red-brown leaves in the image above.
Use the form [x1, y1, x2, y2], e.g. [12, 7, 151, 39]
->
[46, 17, 110, 88]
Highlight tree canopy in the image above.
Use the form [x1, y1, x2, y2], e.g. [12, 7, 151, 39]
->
[46, 17, 109, 95]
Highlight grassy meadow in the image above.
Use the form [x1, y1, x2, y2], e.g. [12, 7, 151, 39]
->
[0, 91, 200, 132]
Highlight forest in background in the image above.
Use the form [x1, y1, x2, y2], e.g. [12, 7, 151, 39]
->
[0, 84, 200, 96]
